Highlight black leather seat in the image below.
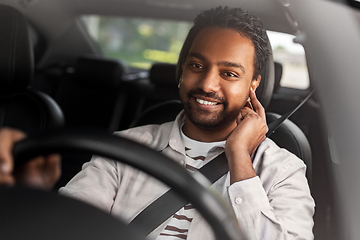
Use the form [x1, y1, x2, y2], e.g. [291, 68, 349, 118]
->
[51, 56, 129, 188]
[130, 100, 183, 128]
[53, 56, 128, 132]
[0, 5, 64, 136]
[129, 63, 180, 122]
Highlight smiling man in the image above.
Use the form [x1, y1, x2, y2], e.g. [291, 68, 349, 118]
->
[0, 6, 314, 240]
[180, 27, 260, 138]
[179, 26, 266, 185]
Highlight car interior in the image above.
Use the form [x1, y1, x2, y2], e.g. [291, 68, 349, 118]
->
[1, 0, 360, 239]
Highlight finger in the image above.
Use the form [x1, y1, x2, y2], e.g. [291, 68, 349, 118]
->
[16, 154, 61, 190]
[0, 128, 26, 175]
[0, 174, 15, 186]
[15, 156, 44, 187]
[245, 100, 254, 110]
[43, 154, 62, 187]
[236, 106, 255, 125]
[249, 89, 266, 120]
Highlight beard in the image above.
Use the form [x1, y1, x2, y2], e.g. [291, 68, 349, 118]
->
[181, 88, 245, 130]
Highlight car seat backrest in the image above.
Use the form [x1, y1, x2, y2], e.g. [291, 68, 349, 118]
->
[0, 5, 33, 89]
[0, 5, 64, 135]
[54, 56, 128, 132]
[125, 62, 180, 127]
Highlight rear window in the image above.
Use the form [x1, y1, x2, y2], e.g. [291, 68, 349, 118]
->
[82, 16, 192, 69]
[267, 31, 309, 89]
[82, 16, 309, 89]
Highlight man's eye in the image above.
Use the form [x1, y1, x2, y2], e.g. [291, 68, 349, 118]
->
[224, 72, 238, 77]
[191, 63, 203, 69]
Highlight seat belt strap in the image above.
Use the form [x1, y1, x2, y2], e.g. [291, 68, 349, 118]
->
[266, 89, 315, 137]
[129, 152, 228, 236]
[129, 89, 315, 236]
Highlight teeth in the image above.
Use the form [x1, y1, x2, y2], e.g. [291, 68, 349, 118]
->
[196, 98, 217, 105]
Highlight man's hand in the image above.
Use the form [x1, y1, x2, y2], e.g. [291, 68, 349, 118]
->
[225, 89, 268, 184]
[0, 128, 61, 190]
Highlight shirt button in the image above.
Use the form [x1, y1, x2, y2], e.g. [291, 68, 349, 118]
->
[179, 160, 185, 165]
[235, 197, 243, 204]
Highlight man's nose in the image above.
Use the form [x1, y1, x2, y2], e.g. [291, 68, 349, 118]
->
[198, 68, 220, 93]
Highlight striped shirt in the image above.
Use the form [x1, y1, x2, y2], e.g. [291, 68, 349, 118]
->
[156, 128, 225, 240]
[59, 111, 315, 240]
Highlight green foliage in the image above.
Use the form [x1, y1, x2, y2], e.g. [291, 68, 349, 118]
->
[85, 16, 192, 69]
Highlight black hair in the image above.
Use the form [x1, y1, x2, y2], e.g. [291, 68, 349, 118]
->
[176, 6, 270, 81]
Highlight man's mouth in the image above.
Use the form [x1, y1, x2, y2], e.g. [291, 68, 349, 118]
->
[196, 98, 219, 106]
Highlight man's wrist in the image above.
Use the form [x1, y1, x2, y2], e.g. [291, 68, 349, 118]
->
[227, 151, 256, 184]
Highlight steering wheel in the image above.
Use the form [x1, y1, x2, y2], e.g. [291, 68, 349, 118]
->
[2, 132, 245, 240]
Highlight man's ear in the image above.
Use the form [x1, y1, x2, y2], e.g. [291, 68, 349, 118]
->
[251, 75, 261, 91]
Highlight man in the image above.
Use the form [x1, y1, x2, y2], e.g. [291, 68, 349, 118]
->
[0, 6, 314, 240]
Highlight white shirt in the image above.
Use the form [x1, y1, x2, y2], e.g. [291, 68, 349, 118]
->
[59, 111, 315, 240]
[156, 128, 225, 240]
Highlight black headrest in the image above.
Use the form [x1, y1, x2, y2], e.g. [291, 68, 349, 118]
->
[0, 5, 33, 88]
[75, 56, 127, 87]
[149, 63, 177, 87]
[253, 40, 274, 109]
[273, 61, 283, 92]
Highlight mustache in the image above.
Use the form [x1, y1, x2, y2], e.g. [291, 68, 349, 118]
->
[187, 89, 226, 103]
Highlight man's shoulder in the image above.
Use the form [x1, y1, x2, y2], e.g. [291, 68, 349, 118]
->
[255, 138, 307, 170]
[114, 121, 175, 149]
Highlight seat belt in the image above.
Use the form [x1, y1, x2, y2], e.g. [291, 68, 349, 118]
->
[129, 152, 228, 235]
[129, 89, 315, 237]
[266, 89, 315, 137]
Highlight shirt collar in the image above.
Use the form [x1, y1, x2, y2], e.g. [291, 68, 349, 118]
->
[166, 110, 225, 155]
[167, 110, 187, 155]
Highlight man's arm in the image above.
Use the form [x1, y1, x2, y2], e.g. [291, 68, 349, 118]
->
[225, 88, 268, 184]
[227, 153, 314, 240]
[224, 89, 314, 239]
[0, 127, 61, 190]
[59, 155, 119, 212]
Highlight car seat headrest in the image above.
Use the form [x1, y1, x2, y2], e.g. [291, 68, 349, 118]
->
[149, 63, 177, 87]
[175, 34, 275, 110]
[0, 5, 33, 89]
[255, 40, 274, 109]
[75, 56, 127, 87]
[273, 61, 283, 93]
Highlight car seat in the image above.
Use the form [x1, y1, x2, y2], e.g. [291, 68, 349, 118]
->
[51, 56, 129, 188]
[53, 56, 128, 133]
[0, 5, 64, 136]
[127, 63, 180, 124]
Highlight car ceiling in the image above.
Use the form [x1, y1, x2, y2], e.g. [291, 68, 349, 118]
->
[0, 0, 301, 67]
[1, 0, 299, 37]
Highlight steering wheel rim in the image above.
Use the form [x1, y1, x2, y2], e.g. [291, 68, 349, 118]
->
[0, 186, 146, 240]
[12, 132, 246, 240]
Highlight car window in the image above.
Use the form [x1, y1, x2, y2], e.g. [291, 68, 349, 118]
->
[267, 31, 309, 90]
[82, 16, 192, 69]
[82, 16, 309, 89]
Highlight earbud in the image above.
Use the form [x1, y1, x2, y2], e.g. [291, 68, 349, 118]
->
[178, 76, 183, 88]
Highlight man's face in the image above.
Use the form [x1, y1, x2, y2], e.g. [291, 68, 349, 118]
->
[179, 27, 260, 131]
